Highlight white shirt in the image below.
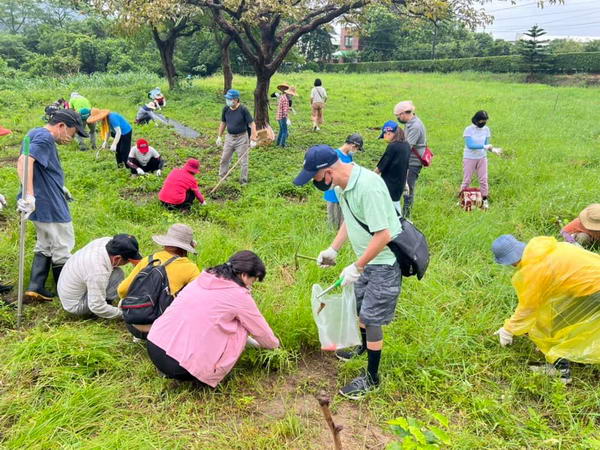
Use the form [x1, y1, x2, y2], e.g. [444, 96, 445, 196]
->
[463, 124, 491, 160]
[57, 237, 122, 319]
[128, 146, 160, 166]
[311, 86, 327, 103]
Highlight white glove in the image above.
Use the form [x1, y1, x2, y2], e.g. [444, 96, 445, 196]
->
[62, 186, 74, 202]
[0, 194, 6, 211]
[17, 194, 35, 219]
[495, 327, 513, 347]
[110, 142, 117, 152]
[286, 118, 292, 126]
[317, 247, 338, 268]
[201, 200, 207, 206]
[246, 336, 260, 348]
[136, 167, 145, 176]
[484, 144, 493, 151]
[101, 141, 107, 150]
[491, 147, 503, 155]
[340, 263, 362, 287]
[250, 140, 257, 148]
[155, 169, 162, 176]
[216, 136, 223, 146]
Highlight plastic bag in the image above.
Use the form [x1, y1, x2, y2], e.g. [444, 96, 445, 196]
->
[311, 284, 361, 351]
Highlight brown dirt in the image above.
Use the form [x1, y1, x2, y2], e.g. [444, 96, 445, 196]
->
[119, 188, 156, 205]
[207, 184, 242, 202]
[0, 156, 18, 168]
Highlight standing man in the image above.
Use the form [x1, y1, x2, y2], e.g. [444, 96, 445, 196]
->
[323, 134, 363, 230]
[69, 92, 96, 151]
[294, 145, 402, 399]
[394, 100, 427, 219]
[17, 109, 87, 303]
[216, 89, 257, 185]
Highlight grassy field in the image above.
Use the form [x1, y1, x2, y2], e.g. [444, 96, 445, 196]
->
[0, 70, 600, 449]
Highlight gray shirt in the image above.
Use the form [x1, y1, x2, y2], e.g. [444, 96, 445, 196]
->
[404, 115, 427, 167]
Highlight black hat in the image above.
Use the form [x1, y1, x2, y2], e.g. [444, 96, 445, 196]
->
[345, 133, 364, 151]
[50, 109, 89, 138]
[106, 234, 142, 261]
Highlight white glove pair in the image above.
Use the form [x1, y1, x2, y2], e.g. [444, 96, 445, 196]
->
[0, 194, 6, 211]
[495, 327, 513, 346]
[317, 247, 362, 287]
[136, 167, 146, 176]
[216, 136, 223, 146]
[17, 194, 36, 219]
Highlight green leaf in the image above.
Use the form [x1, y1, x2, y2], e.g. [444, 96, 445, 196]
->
[429, 426, 451, 445]
[408, 426, 427, 445]
[430, 412, 449, 428]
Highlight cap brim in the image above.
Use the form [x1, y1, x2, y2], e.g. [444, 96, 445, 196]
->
[378, 131, 384, 139]
[293, 169, 317, 186]
[75, 124, 89, 138]
[129, 251, 143, 261]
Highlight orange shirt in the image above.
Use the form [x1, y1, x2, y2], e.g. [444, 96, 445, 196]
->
[562, 218, 600, 240]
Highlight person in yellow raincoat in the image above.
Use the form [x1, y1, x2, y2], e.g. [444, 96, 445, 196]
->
[492, 234, 600, 384]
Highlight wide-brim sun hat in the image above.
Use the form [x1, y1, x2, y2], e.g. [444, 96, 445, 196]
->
[87, 108, 110, 124]
[277, 83, 290, 91]
[152, 223, 197, 253]
[579, 204, 600, 231]
[286, 86, 298, 96]
[492, 234, 526, 265]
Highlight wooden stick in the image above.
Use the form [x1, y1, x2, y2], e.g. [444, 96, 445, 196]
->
[316, 392, 343, 450]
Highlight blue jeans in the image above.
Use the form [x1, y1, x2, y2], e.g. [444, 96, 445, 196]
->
[277, 118, 288, 147]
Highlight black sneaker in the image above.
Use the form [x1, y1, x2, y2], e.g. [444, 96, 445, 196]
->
[339, 373, 379, 400]
[335, 346, 365, 362]
[529, 358, 572, 385]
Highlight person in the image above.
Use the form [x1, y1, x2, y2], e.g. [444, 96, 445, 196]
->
[375, 121, 410, 214]
[127, 139, 164, 176]
[135, 99, 161, 125]
[69, 92, 96, 151]
[294, 145, 402, 399]
[148, 87, 166, 107]
[561, 204, 600, 247]
[323, 134, 363, 230]
[118, 224, 200, 340]
[43, 98, 69, 122]
[394, 100, 427, 219]
[86, 108, 133, 167]
[310, 78, 327, 131]
[146, 250, 279, 384]
[492, 234, 600, 384]
[216, 89, 257, 185]
[158, 158, 206, 211]
[275, 83, 291, 147]
[460, 110, 502, 210]
[0, 193, 11, 294]
[58, 234, 141, 319]
[16, 109, 86, 304]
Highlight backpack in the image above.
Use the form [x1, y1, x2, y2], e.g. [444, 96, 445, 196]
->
[120, 254, 179, 325]
[459, 188, 483, 211]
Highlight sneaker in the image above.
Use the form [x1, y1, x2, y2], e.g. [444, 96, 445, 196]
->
[482, 199, 489, 210]
[339, 373, 379, 400]
[132, 336, 146, 344]
[335, 346, 365, 362]
[529, 361, 572, 385]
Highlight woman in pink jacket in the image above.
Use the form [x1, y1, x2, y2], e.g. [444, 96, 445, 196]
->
[146, 250, 279, 386]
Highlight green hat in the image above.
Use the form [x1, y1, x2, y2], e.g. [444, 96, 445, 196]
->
[79, 108, 91, 120]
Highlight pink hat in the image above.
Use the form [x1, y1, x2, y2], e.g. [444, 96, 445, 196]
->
[184, 158, 200, 174]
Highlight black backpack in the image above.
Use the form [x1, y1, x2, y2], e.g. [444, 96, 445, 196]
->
[120, 254, 179, 325]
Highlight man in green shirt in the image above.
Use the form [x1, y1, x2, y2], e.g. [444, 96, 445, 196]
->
[294, 144, 402, 399]
[69, 92, 96, 151]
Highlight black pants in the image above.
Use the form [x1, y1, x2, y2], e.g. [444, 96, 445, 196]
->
[115, 131, 132, 166]
[147, 340, 195, 380]
[128, 157, 164, 175]
[161, 189, 196, 211]
[125, 322, 148, 340]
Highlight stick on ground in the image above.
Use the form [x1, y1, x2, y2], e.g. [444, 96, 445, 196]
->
[316, 392, 343, 450]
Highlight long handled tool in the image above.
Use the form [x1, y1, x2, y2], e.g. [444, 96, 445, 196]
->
[17, 136, 30, 328]
[293, 244, 318, 270]
[209, 143, 254, 195]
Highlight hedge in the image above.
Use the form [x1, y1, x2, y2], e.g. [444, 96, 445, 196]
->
[323, 52, 600, 75]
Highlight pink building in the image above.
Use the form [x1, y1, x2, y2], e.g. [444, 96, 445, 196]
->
[339, 27, 360, 51]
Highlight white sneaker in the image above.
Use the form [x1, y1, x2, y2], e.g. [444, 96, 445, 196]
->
[132, 336, 145, 343]
[482, 199, 489, 209]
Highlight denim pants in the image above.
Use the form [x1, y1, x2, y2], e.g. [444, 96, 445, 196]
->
[276, 118, 288, 147]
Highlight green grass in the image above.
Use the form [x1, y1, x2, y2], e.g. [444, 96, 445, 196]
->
[1, 70, 600, 448]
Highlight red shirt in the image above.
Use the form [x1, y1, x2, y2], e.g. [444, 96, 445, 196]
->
[276, 95, 289, 121]
[158, 168, 204, 204]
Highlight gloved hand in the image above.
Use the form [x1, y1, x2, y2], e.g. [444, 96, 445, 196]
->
[484, 144, 493, 151]
[246, 336, 260, 348]
[201, 200, 207, 206]
[494, 327, 513, 347]
[136, 167, 145, 176]
[101, 141, 108, 150]
[491, 147, 503, 155]
[155, 169, 162, 176]
[250, 140, 257, 148]
[17, 194, 36, 219]
[340, 263, 362, 287]
[0, 193, 6, 211]
[317, 247, 338, 268]
[286, 118, 292, 127]
[63, 186, 74, 202]
[110, 142, 117, 152]
[216, 136, 223, 146]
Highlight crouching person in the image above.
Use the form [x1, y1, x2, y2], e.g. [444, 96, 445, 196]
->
[561, 204, 600, 247]
[146, 250, 279, 385]
[158, 158, 206, 211]
[58, 234, 142, 319]
[118, 224, 200, 341]
[128, 139, 164, 176]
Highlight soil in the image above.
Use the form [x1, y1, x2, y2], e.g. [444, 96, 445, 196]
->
[0, 156, 18, 168]
[119, 188, 156, 205]
[208, 184, 242, 202]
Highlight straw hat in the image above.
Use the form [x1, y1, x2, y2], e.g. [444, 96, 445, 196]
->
[286, 86, 298, 96]
[87, 108, 110, 124]
[152, 223, 197, 254]
[277, 83, 290, 91]
[579, 204, 600, 231]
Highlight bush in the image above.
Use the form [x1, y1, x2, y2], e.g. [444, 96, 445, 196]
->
[23, 54, 81, 78]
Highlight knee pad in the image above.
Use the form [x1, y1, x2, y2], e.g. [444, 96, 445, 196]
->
[365, 324, 383, 342]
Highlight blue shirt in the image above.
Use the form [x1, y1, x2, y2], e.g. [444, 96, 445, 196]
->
[20, 128, 71, 223]
[324, 149, 353, 203]
[108, 112, 132, 135]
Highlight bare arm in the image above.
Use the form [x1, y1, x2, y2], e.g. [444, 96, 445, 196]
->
[17, 155, 35, 196]
[249, 122, 257, 141]
[218, 122, 226, 137]
[330, 221, 348, 251]
[356, 229, 392, 269]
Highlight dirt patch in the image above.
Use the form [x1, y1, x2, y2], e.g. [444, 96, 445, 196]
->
[207, 184, 242, 202]
[119, 188, 156, 205]
[0, 156, 18, 168]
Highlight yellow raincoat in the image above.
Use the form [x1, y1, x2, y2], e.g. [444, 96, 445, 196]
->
[504, 236, 600, 364]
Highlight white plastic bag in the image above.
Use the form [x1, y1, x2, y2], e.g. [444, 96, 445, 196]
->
[311, 284, 361, 351]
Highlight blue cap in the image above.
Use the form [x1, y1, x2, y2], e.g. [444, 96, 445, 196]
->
[492, 234, 526, 265]
[379, 120, 398, 139]
[293, 145, 339, 186]
[224, 89, 240, 99]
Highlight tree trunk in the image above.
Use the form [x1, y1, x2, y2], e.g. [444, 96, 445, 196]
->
[253, 71, 272, 129]
[153, 31, 178, 90]
[222, 37, 233, 93]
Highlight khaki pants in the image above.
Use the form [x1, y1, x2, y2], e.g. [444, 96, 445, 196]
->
[32, 221, 75, 265]
[311, 102, 325, 125]
[219, 132, 249, 183]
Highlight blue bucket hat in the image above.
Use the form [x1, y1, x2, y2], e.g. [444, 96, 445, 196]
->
[492, 234, 526, 265]
[224, 89, 240, 100]
[378, 120, 398, 139]
[293, 145, 339, 186]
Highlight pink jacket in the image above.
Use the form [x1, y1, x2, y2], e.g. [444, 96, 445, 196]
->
[147, 271, 279, 387]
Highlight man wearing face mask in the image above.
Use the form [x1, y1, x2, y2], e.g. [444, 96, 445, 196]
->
[16, 109, 87, 304]
[216, 89, 257, 185]
[394, 100, 426, 219]
[294, 145, 402, 399]
[58, 234, 142, 319]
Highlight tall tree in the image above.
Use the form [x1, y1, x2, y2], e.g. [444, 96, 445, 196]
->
[298, 27, 335, 63]
[518, 24, 552, 77]
[0, 0, 41, 34]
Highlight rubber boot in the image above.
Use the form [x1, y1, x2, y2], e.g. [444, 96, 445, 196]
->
[24, 252, 55, 303]
[52, 263, 64, 291]
[0, 283, 12, 294]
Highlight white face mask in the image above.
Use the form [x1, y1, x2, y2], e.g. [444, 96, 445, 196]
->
[226, 99, 235, 108]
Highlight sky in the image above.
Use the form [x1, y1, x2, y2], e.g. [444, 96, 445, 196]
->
[478, 0, 600, 40]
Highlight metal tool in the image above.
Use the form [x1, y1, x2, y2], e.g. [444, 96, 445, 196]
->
[294, 247, 317, 270]
[17, 136, 30, 328]
[316, 277, 344, 299]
